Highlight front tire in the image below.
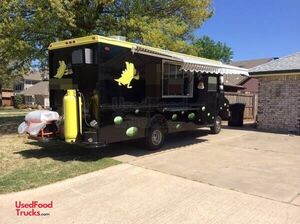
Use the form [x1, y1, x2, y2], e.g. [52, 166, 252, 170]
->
[144, 123, 165, 150]
[210, 116, 222, 134]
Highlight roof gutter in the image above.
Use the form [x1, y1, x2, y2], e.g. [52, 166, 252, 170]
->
[250, 70, 300, 77]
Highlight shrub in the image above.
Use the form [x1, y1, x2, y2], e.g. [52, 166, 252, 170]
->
[16, 104, 26, 109]
[14, 95, 23, 108]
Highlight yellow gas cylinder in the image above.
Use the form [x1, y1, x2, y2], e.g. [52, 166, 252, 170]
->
[63, 89, 78, 143]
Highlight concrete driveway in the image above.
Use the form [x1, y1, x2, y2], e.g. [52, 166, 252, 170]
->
[1, 127, 300, 223]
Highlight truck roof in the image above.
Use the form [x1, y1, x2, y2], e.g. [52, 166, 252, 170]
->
[49, 35, 248, 76]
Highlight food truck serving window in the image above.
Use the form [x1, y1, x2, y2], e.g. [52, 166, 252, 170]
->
[162, 61, 193, 98]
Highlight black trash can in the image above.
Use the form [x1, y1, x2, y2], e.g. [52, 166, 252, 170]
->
[228, 103, 245, 127]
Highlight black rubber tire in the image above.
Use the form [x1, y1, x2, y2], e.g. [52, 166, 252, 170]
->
[210, 116, 222, 134]
[144, 123, 165, 150]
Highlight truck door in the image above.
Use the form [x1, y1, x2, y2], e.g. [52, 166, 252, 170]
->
[206, 75, 218, 122]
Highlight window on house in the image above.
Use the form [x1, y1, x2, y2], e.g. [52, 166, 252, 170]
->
[26, 80, 37, 85]
[162, 61, 193, 97]
[208, 76, 218, 92]
[25, 96, 34, 104]
[15, 84, 22, 91]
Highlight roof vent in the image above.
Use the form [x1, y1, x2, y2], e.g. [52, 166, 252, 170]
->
[109, 36, 126, 41]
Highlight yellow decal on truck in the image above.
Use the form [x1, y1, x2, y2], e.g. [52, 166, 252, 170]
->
[114, 62, 139, 89]
[54, 60, 67, 79]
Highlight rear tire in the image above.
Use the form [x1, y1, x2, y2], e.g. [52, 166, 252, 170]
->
[210, 116, 222, 134]
[144, 123, 165, 150]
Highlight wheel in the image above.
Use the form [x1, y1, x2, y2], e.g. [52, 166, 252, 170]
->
[144, 123, 165, 150]
[210, 116, 222, 134]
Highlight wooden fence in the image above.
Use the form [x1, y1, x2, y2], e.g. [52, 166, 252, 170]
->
[225, 92, 258, 120]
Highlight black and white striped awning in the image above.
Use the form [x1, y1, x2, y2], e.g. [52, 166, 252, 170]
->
[132, 46, 249, 76]
[181, 62, 249, 75]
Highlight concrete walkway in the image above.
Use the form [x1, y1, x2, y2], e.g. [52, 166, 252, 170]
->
[1, 128, 300, 224]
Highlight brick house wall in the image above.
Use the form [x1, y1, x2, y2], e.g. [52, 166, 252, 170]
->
[257, 74, 300, 134]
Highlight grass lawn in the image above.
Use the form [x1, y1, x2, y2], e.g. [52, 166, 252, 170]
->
[0, 116, 25, 125]
[0, 134, 121, 194]
[0, 108, 29, 125]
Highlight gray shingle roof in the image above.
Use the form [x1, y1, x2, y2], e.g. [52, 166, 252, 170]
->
[250, 52, 300, 74]
[231, 58, 276, 69]
[225, 58, 276, 86]
[20, 81, 49, 96]
[223, 74, 246, 86]
[23, 71, 43, 81]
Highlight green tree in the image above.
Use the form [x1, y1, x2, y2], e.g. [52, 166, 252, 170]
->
[0, 0, 213, 85]
[0, 60, 27, 88]
[193, 35, 233, 63]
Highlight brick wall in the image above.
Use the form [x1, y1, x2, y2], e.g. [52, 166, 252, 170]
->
[257, 74, 300, 134]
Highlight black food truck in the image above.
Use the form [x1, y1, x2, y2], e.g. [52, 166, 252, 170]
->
[44, 35, 248, 150]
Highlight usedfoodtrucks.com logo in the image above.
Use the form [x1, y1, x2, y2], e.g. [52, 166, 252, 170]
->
[15, 201, 53, 216]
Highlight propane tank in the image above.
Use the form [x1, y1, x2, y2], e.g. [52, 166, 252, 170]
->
[63, 89, 78, 143]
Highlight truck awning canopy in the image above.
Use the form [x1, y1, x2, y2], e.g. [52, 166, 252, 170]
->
[132, 46, 249, 76]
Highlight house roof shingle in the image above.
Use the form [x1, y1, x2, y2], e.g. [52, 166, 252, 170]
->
[224, 58, 276, 86]
[23, 71, 43, 81]
[230, 58, 276, 69]
[223, 74, 246, 86]
[250, 52, 300, 74]
[20, 81, 49, 96]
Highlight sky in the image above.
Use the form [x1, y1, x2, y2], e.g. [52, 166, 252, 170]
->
[195, 0, 300, 61]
